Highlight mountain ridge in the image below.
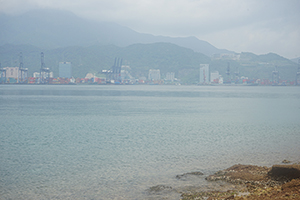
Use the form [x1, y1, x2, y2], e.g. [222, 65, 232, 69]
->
[0, 9, 233, 56]
[0, 9, 298, 83]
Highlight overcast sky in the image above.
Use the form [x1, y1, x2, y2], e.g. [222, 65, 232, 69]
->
[1, 0, 299, 59]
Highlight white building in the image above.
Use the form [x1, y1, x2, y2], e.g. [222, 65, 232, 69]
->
[165, 72, 175, 82]
[210, 71, 219, 83]
[3, 67, 28, 82]
[148, 69, 161, 80]
[4, 67, 19, 79]
[33, 71, 53, 78]
[199, 64, 210, 84]
[219, 76, 224, 84]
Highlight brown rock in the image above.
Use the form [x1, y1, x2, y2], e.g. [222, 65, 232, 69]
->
[205, 164, 270, 184]
[268, 164, 300, 180]
[225, 195, 235, 199]
[282, 179, 300, 192]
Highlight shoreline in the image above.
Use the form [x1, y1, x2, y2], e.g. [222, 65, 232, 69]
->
[146, 160, 300, 200]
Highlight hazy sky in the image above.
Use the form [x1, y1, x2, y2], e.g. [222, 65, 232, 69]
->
[1, 0, 299, 58]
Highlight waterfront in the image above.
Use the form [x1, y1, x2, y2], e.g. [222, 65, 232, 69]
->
[0, 85, 300, 199]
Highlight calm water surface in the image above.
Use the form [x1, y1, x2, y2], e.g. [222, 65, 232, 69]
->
[1, 85, 300, 199]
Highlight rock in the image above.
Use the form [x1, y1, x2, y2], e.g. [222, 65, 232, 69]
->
[176, 171, 204, 179]
[205, 164, 270, 184]
[225, 195, 235, 199]
[182, 164, 300, 200]
[282, 179, 300, 192]
[148, 185, 172, 193]
[282, 159, 292, 164]
[268, 164, 300, 180]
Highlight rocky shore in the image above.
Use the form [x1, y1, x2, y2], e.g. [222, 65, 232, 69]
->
[147, 161, 300, 200]
[180, 162, 300, 200]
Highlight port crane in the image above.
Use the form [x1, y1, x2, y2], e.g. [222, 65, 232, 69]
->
[101, 57, 122, 84]
[234, 66, 240, 83]
[272, 66, 279, 85]
[224, 62, 231, 84]
[0, 63, 6, 84]
[40, 52, 50, 84]
[19, 52, 28, 83]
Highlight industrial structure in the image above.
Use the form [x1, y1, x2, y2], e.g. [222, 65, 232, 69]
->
[234, 66, 240, 83]
[40, 52, 51, 84]
[199, 64, 210, 84]
[120, 65, 133, 83]
[272, 66, 279, 85]
[18, 52, 28, 83]
[101, 58, 122, 83]
[224, 62, 231, 84]
[0, 63, 6, 84]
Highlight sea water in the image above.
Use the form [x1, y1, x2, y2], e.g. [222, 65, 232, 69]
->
[1, 85, 300, 199]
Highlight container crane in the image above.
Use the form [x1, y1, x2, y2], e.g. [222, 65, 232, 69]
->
[272, 66, 279, 85]
[19, 52, 28, 83]
[0, 63, 6, 84]
[40, 52, 50, 84]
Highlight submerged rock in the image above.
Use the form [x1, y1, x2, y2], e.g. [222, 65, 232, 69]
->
[176, 171, 204, 180]
[148, 185, 172, 193]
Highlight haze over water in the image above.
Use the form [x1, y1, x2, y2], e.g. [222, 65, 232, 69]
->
[1, 85, 300, 199]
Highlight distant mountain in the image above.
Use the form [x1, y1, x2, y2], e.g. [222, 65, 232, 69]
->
[1, 9, 298, 83]
[290, 57, 300, 64]
[0, 9, 233, 57]
[240, 52, 295, 65]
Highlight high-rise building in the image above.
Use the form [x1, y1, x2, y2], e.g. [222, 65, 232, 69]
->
[148, 69, 161, 80]
[199, 64, 210, 84]
[59, 62, 72, 78]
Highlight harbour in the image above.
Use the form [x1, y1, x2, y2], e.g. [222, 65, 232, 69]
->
[1, 85, 300, 199]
